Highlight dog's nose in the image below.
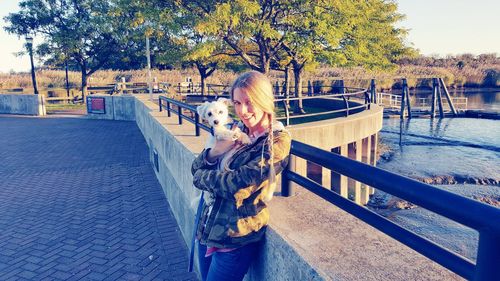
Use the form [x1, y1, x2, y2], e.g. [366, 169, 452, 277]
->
[213, 120, 219, 125]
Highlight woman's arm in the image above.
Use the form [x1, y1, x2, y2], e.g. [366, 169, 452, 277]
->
[193, 131, 291, 200]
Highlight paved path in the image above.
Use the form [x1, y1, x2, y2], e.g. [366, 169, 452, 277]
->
[0, 116, 198, 281]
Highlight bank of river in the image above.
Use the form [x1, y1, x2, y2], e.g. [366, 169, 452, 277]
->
[370, 117, 500, 261]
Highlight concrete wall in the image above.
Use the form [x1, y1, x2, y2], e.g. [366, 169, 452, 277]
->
[86, 94, 136, 121]
[0, 94, 46, 116]
[131, 95, 457, 281]
[132, 95, 325, 281]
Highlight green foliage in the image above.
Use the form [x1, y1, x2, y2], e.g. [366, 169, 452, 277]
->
[4, 0, 129, 95]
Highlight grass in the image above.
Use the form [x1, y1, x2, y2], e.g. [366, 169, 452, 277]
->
[1, 62, 498, 96]
[45, 103, 86, 111]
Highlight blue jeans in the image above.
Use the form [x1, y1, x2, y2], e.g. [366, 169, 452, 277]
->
[197, 241, 260, 281]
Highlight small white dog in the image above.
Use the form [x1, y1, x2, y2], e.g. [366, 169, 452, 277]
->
[196, 98, 251, 206]
[196, 98, 251, 148]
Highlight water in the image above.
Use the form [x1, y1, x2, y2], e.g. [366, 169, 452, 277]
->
[373, 117, 500, 261]
[380, 118, 500, 180]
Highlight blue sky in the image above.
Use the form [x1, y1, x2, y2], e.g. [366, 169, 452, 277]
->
[1, 0, 499, 73]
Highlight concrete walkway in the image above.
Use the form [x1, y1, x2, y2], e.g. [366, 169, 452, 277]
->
[0, 116, 197, 281]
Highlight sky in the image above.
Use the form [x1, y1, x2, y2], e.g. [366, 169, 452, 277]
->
[0, 0, 499, 73]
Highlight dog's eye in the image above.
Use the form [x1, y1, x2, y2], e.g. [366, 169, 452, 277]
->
[219, 110, 223, 114]
[208, 112, 212, 117]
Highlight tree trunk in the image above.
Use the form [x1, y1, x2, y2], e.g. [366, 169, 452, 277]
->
[200, 74, 207, 96]
[65, 59, 70, 98]
[292, 61, 306, 114]
[196, 64, 207, 95]
[81, 63, 88, 101]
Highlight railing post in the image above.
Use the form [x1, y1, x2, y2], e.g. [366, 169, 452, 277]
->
[167, 101, 171, 117]
[282, 100, 290, 126]
[341, 87, 349, 117]
[474, 231, 500, 280]
[364, 89, 370, 109]
[178, 105, 183, 124]
[195, 112, 200, 136]
[281, 156, 294, 197]
[159, 97, 163, 112]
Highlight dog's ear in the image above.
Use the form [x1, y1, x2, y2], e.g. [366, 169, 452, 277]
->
[217, 98, 232, 106]
[196, 102, 209, 119]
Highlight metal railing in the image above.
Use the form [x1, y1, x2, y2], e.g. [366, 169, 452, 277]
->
[158, 95, 210, 137]
[281, 141, 499, 280]
[161, 87, 370, 128]
[275, 88, 370, 126]
[377, 93, 468, 111]
[158, 94, 499, 280]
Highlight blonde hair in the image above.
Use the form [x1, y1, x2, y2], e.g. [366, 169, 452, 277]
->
[230, 71, 277, 202]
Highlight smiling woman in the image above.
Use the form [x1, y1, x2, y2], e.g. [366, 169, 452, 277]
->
[191, 71, 291, 281]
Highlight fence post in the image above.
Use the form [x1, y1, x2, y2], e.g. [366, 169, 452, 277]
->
[167, 101, 171, 117]
[195, 112, 200, 136]
[342, 94, 349, 117]
[159, 98, 162, 112]
[474, 231, 500, 280]
[178, 105, 183, 124]
[281, 156, 295, 197]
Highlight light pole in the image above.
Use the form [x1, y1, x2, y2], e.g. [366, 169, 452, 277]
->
[25, 35, 39, 95]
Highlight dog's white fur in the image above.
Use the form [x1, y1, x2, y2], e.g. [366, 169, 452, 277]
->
[196, 98, 250, 148]
[196, 98, 251, 205]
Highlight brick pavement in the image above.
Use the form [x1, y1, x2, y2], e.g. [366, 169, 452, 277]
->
[0, 116, 198, 281]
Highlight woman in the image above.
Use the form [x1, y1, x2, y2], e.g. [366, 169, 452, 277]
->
[191, 71, 292, 281]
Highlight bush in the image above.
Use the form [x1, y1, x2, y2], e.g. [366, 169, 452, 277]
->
[482, 69, 499, 87]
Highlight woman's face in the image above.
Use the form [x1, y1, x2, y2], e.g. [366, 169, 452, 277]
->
[233, 87, 266, 131]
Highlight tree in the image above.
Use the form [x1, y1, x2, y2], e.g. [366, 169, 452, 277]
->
[192, 0, 287, 74]
[4, 0, 125, 98]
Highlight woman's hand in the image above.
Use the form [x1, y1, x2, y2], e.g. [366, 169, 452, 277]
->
[207, 137, 236, 162]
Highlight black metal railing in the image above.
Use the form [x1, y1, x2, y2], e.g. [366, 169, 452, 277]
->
[158, 94, 499, 280]
[276, 88, 370, 126]
[158, 95, 210, 136]
[159, 86, 371, 133]
[281, 141, 500, 280]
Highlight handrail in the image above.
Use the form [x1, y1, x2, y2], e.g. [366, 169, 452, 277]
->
[158, 96, 211, 136]
[158, 94, 499, 280]
[276, 89, 370, 125]
[281, 140, 500, 280]
[161, 87, 370, 128]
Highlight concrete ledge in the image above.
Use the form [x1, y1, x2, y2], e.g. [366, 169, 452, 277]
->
[131, 94, 460, 280]
[0, 94, 46, 116]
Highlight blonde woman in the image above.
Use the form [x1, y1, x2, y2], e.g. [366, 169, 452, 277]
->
[191, 71, 291, 281]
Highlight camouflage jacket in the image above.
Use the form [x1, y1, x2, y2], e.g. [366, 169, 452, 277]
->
[191, 125, 291, 248]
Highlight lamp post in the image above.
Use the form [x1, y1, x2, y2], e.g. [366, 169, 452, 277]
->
[25, 35, 39, 95]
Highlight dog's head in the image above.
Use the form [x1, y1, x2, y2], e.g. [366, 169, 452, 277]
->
[196, 98, 231, 128]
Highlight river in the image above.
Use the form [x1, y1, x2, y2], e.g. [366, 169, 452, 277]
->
[370, 93, 499, 262]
